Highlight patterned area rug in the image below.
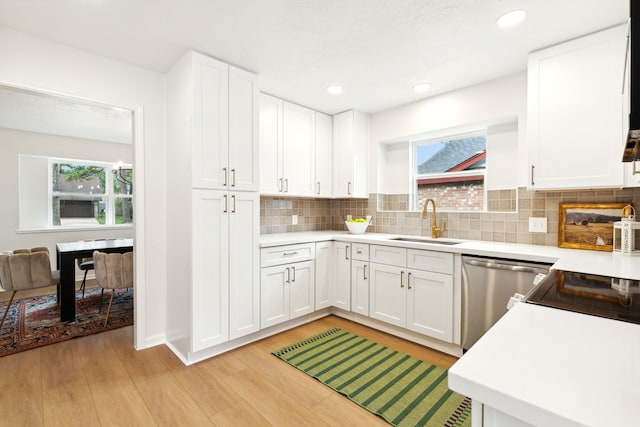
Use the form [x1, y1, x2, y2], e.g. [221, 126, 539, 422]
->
[273, 328, 471, 427]
[0, 287, 133, 357]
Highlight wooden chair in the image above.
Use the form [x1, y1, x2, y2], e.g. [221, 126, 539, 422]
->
[0, 248, 60, 329]
[92, 251, 133, 327]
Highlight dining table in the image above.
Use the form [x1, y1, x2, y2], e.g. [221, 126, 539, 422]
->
[56, 238, 134, 322]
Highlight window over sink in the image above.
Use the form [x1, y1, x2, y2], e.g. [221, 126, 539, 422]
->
[412, 130, 487, 211]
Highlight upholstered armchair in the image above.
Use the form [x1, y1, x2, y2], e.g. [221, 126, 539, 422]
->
[0, 247, 60, 328]
[93, 251, 133, 327]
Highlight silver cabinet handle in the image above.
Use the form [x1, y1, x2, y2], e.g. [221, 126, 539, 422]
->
[231, 168, 236, 187]
[231, 194, 236, 213]
[400, 270, 404, 288]
[279, 178, 283, 192]
[347, 181, 352, 195]
[223, 167, 228, 186]
[284, 178, 289, 192]
[223, 194, 228, 213]
[286, 267, 290, 284]
[291, 266, 296, 283]
[283, 251, 298, 256]
[317, 182, 320, 195]
[530, 165, 535, 186]
[363, 264, 367, 280]
[408, 272, 412, 289]
[356, 249, 363, 254]
[345, 245, 350, 260]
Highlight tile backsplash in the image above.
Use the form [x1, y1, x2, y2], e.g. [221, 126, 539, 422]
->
[261, 187, 640, 247]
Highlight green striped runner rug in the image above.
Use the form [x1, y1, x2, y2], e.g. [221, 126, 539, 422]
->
[272, 328, 471, 427]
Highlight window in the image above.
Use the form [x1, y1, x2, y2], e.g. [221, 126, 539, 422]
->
[50, 159, 133, 227]
[412, 131, 486, 211]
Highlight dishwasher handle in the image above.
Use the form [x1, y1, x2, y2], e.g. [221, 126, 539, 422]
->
[463, 258, 547, 274]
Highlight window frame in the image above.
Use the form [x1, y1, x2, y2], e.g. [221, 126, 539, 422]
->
[410, 129, 487, 212]
[48, 157, 133, 228]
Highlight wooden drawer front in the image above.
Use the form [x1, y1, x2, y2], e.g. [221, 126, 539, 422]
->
[406, 249, 453, 274]
[370, 245, 406, 266]
[260, 243, 315, 267]
[352, 243, 369, 261]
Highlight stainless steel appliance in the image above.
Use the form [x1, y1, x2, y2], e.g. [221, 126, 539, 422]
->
[461, 255, 551, 350]
[526, 270, 640, 324]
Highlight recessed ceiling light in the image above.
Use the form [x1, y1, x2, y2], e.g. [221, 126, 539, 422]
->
[326, 85, 343, 95]
[413, 83, 432, 93]
[496, 10, 526, 28]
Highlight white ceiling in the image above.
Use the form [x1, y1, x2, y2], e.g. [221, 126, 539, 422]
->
[0, 0, 629, 115]
[0, 85, 133, 144]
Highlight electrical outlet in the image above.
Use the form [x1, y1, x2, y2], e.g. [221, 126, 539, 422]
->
[528, 217, 547, 233]
[292, 214, 298, 225]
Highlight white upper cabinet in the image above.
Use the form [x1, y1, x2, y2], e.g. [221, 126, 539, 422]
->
[191, 52, 258, 191]
[527, 24, 627, 190]
[228, 67, 259, 192]
[259, 94, 283, 194]
[191, 53, 228, 189]
[283, 102, 315, 196]
[259, 94, 316, 196]
[333, 110, 369, 198]
[315, 112, 333, 197]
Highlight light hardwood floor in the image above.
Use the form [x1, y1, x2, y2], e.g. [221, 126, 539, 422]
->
[0, 314, 459, 426]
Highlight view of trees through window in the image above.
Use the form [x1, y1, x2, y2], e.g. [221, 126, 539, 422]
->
[51, 160, 133, 227]
[413, 132, 487, 211]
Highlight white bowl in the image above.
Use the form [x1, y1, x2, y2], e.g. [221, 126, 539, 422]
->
[345, 220, 369, 234]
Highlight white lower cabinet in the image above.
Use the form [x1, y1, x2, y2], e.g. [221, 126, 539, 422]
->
[332, 242, 351, 310]
[351, 260, 369, 315]
[368, 245, 455, 343]
[260, 244, 315, 328]
[405, 269, 453, 342]
[314, 242, 332, 310]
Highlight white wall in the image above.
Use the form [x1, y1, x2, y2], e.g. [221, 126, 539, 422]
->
[0, 26, 167, 349]
[370, 72, 528, 194]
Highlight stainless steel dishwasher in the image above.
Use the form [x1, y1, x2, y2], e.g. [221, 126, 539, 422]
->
[461, 255, 551, 350]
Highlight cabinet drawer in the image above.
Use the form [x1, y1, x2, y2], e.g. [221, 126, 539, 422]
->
[352, 243, 369, 261]
[370, 245, 406, 266]
[407, 249, 453, 274]
[261, 243, 315, 267]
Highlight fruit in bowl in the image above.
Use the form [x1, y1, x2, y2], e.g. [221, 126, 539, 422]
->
[345, 216, 372, 234]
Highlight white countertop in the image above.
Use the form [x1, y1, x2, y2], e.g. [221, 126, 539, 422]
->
[448, 302, 640, 427]
[260, 231, 640, 280]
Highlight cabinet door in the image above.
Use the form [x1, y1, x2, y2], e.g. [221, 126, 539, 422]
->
[260, 265, 289, 328]
[283, 102, 315, 196]
[369, 263, 406, 328]
[315, 242, 332, 310]
[332, 110, 354, 197]
[351, 260, 369, 316]
[259, 93, 283, 194]
[229, 67, 259, 191]
[332, 243, 351, 310]
[315, 112, 333, 197]
[289, 260, 315, 319]
[229, 192, 260, 339]
[191, 189, 229, 351]
[191, 53, 229, 190]
[332, 110, 368, 197]
[527, 25, 626, 190]
[406, 269, 454, 342]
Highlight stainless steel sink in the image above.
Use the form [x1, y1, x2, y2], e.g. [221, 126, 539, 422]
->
[388, 237, 462, 245]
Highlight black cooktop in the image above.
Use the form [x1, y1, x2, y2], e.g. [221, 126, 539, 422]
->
[526, 270, 640, 324]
